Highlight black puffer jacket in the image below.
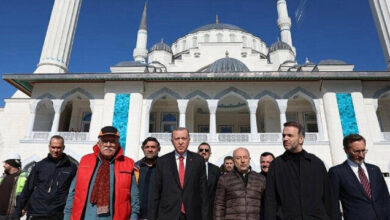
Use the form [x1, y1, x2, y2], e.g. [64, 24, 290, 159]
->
[214, 168, 266, 220]
[13, 153, 77, 218]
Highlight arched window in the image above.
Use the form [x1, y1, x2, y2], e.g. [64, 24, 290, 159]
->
[204, 34, 210, 42]
[230, 34, 236, 42]
[217, 33, 223, 42]
[242, 36, 247, 47]
[182, 40, 187, 50]
[252, 39, 257, 50]
[192, 36, 198, 48]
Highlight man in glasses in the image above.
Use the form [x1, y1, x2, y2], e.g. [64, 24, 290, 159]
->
[328, 134, 390, 220]
[64, 126, 140, 220]
[198, 142, 221, 219]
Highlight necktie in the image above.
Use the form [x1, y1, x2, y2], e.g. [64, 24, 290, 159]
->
[179, 156, 186, 213]
[358, 165, 372, 199]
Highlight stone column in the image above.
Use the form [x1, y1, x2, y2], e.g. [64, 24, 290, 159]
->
[34, 0, 83, 73]
[207, 99, 219, 141]
[142, 99, 153, 140]
[177, 99, 189, 128]
[276, 99, 288, 132]
[125, 92, 144, 159]
[88, 100, 104, 141]
[364, 98, 383, 141]
[102, 92, 116, 126]
[313, 99, 325, 141]
[50, 100, 64, 136]
[25, 100, 39, 138]
[351, 91, 373, 146]
[247, 99, 259, 142]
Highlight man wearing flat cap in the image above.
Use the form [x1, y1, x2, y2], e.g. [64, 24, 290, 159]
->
[64, 126, 140, 220]
[0, 153, 27, 220]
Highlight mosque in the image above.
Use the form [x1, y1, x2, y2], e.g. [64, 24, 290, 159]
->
[1, 0, 390, 178]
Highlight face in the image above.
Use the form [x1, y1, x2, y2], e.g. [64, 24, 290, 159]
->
[171, 129, 190, 155]
[345, 140, 366, 164]
[198, 144, 211, 161]
[224, 159, 234, 172]
[49, 138, 65, 159]
[98, 135, 120, 160]
[282, 126, 304, 153]
[142, 141, 160, 159]
[233, 148, 251, 173]
[260, 155, 274, 173]
[3, 163, 11, 174]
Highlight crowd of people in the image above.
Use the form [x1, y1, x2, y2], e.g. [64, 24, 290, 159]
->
[0, 121, 390, 220]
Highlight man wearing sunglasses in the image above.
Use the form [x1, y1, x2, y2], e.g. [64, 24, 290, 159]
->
[328, 134, 390, 220]
[64, 126, 140, 220]
[198, 142, 221, 219]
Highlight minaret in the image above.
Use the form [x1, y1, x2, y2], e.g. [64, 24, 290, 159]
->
[34, 0, 82, 74]
[133, 2, 148, 64]
[276, 0, 294, 50]
[369, 0, 390, 70]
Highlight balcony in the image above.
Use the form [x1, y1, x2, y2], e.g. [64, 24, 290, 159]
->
[24, 132, 90, 143]
[148, 132, 320, 143]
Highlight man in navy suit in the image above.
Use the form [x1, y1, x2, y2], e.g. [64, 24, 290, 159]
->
[148, 127, 209, 220]
[329, 134, 390, 220]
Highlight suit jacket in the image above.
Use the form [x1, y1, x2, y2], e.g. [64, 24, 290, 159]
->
[207, 162, 221, 219]
[148, 150, 209, 220]
[329, 161, 390, 220]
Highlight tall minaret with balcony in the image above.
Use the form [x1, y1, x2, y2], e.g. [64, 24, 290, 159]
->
[369, 0, 390, 69]
[276, 0, 295, 54]
[34, 0, 82, 74]
[133, 2, 148, 64]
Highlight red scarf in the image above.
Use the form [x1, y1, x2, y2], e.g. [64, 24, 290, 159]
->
[90, 156, 110, 214]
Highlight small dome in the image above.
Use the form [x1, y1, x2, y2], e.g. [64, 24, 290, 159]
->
[190, 23, 248, 34]
[205, 57, 250, 73]
[318, 59, 347, 65]
[150, 41, 172, 53]
[269, 41, 293, 53]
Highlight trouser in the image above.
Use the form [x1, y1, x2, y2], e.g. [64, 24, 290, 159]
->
[0, 215, 11, 220]
[27, 212, 63, 220]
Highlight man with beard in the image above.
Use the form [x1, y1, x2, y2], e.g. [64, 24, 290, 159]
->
[264, 121, 334, 220]
[220, 156, 234, 174]
[0, 153, 27, 220]
[260, 152, 274, 177]
[135, 137, 160, 220]
[329, 134, 390, 220]
[64, 126, 140, 220]
[197, 142, 220, 219]
[13, 135, 77, 220]
[214, 147, 266, 220]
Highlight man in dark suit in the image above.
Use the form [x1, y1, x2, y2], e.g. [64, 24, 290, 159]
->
[329, 133, 390, 220]
[197, 142, 221, 219]
[149, 127, 209, 220]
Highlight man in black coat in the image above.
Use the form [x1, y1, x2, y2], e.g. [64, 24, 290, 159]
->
[264, 121, 334, 220]
[149, 127, 209, 220]
[197, 142, 220, 219]
[329, 134, 390, 220]
[13, 135, 77, 220]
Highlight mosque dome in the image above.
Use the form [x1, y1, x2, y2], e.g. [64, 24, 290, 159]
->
[205, 56, 250, 73]
[150, 40, 172, 53]
[269, 41, 293, 53]
[190, 23, 248, 34]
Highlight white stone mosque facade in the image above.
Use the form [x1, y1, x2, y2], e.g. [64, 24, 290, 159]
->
[1, 0, 390, 179]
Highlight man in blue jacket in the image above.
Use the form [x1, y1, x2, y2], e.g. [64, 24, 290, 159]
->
[12, 135, 77, 220]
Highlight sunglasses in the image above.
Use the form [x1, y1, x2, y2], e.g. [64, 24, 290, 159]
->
[198, 148, 210, 153]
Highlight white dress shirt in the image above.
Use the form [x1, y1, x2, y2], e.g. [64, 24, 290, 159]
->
[347, 159, 370, 182]
[175, 150, 187, 172]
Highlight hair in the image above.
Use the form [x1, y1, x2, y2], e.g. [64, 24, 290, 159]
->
[224, 156, 233, 162]
[171, 127, 190, 138]
[49, 135, 65, 146]
[198, 142, 211, 151]
[141, 137, 161, 150]
[283, 121, 305, 137]
[260, 152, 275, 159]
[343, 133, 366, 150]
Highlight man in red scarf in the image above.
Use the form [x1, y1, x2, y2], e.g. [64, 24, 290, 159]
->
[64, 126, 140, 220]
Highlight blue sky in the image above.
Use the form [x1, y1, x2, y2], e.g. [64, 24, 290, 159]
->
[0, 0, 386, 107]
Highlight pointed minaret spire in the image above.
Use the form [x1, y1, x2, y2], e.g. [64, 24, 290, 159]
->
[276, 0, 294, 52]
[133, 1, 148, 63]
[34, 0, 82, 74]
[216, 15, 219, 24]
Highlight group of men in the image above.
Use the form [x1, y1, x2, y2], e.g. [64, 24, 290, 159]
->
[0, 121, 389, 220]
